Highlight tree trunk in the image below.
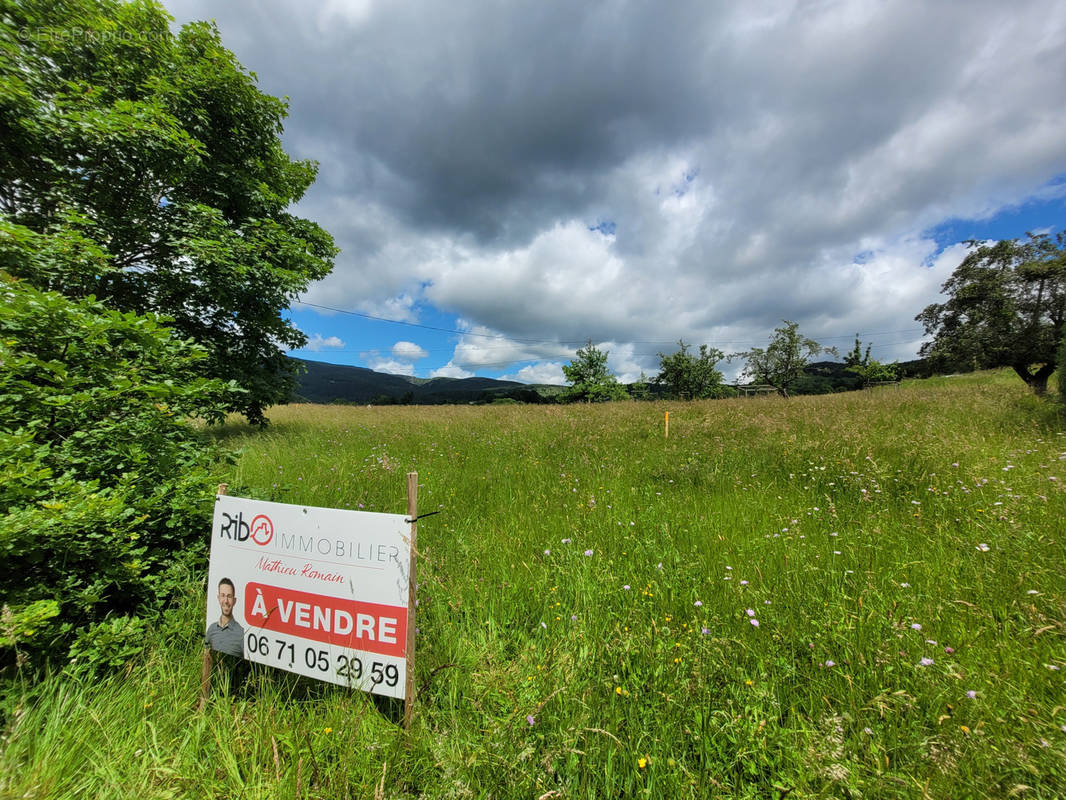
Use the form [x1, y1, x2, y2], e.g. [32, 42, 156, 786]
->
[1013, 363, 1055, 395]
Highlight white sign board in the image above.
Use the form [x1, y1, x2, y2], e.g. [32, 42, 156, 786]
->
[206, 495, 411, 698]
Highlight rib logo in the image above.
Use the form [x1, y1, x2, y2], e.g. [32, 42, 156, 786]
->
[219, 511, 275, 546]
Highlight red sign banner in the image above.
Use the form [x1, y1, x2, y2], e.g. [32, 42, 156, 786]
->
[244, 581, 407, 658]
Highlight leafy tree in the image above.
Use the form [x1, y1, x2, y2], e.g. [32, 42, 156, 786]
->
[843, 335, 898, 387]
[1, 241, 236, 663]
[843, 336, 870, 368]
[629, 371, 652, 401]
[0, 0, 337, 423]
[1058, 330, 1066, 405]
[733, 321, 835, 398]
[917, 232, 1066, 395]
[655, 340, 726, 399]
[562, 341, 627, 402]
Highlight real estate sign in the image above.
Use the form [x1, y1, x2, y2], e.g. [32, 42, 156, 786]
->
[206, 495, 412, 698]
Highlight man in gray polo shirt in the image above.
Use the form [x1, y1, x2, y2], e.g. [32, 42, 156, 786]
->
[204, 577, 245, 657]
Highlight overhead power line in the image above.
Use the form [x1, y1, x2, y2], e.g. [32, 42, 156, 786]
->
[292, 300, 927, 353]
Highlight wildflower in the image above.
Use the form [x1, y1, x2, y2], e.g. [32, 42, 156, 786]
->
[615, 686, 623, 695]
[623, 584, 630, 590]
[570, 615, 577, 621]
[976, 543, 990, 552]
[911, 623, 922, 631]
[693, 600, 702, 607]
[561, 538, 571, 544]
[966, 690, 977, 699]
[919, 657, 934, 667]
[944, 646, 955, 654]
[900, 582, 911, 588]
[540, 622, 547, 629]
[323, 727, 333, 734]
[746, 609, 755, 617]
[527, 715, 536, 726]
[656, 562, 663, 570]
[544, 549, 550, 556]
[740, 580, 749, 585]
[725, 565, 733, 570]
[637, 757, 647, 769]
[745, 679, 753, 686]
[750, 619, 759, 627]
[584, 549, 594, 556]
[824, 660, 836, 668]
[863, 727, 874, 735]
[701, 626, 710, 635]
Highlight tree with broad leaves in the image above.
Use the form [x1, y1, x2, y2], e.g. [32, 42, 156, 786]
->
[733, 321, 835, 398]
[562, 341, 627, 403]
[655, 340, 726, 399]
[843, 335, 898, 388]
[0, 0, 337, 424]
[916, 232, 1066, 395]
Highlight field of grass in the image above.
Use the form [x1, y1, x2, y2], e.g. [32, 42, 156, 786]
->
[2, 370, 1065, 798]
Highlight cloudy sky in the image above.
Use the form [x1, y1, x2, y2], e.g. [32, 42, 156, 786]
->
[165, 0, 1066, 384]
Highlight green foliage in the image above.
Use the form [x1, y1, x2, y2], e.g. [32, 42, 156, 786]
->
[0, 266, 235, 664]
[628, 371, 652, 400]
[917, 231, 1066, 395]
[64, 615, 151, 677]
[843, 335, 898, 387]
[0, 600, 59, 649]
[654, 339, 726, 399]
[0, 0, 337, 423]
[733, 320, 836, 397]
[561, 341, 627, 402]
[1059, 330, 1066, 405]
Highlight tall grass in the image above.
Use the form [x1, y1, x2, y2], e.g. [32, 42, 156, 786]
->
[3, 371, 1065, 798]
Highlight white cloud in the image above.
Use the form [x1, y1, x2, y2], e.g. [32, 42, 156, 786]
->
[302, 333, 345, 351]
[430, 362, 473, 379]
[392, 340, 428, 360]
[368, 358, 414, 376]
[501, 362, 567, 385]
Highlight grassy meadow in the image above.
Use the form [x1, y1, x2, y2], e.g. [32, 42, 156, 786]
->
[2, 370, 1066, 799]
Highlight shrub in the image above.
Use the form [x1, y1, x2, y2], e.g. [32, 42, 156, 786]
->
[0, 262, 238, 669]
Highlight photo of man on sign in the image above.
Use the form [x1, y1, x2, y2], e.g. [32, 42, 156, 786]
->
[204, 577, 245, 657]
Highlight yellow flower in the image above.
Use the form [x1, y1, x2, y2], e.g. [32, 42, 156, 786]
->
[637, 757, 647, 769]
[615, 686, 623, 695]
[745, 679, 754, 686]
[323, 727, 333, 734]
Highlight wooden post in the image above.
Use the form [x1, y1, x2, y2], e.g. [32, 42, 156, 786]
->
[403, 472, 418, 729]
[198, 483, 228, 711]
[665, 411, 669, 439]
